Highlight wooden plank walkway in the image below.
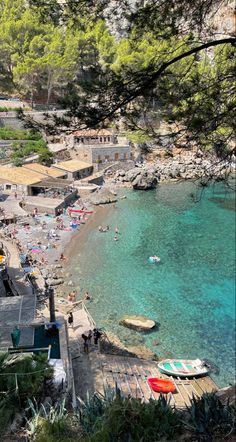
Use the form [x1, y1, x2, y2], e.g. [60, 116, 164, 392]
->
[68, 306, 218, 408]
[94, 354, 218, 408]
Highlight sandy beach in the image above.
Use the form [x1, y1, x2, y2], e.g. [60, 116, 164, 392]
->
[63, 204, 113, 262]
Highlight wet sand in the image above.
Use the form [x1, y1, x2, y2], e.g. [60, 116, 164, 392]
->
[63, 204, 113, 263]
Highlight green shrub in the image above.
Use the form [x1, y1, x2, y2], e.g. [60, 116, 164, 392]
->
[78, 387, 119, 434]
[13, 158, 24, 166]
[184, 392, 236, 441]
[25, 389, 235, 442]
[27, 399, 81, 442]
[11, 139, 53, 165]
[0, 127, 42, 140]
[0, 106, 29, 112]
[78, 387, 181, 441]
[0, 352, 53, 433]
[38, 147, 53, 165]
[89, 396, 181, 441]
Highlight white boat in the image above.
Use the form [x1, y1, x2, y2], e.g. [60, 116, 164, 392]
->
[158, 358, 209, 377]
[148, 256, 161, 263]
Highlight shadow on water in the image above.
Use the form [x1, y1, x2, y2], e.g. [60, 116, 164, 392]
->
[208, 197, 236, 212]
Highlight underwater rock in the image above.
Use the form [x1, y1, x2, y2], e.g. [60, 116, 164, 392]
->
[120, 315, 156, 331]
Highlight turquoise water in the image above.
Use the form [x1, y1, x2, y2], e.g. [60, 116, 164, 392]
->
[67, 180, 235, 387]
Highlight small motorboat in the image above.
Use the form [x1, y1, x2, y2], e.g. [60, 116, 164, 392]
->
[148, 377, 176, 393]
[148, 256, 161, 263]
[158, 358, 209, 378]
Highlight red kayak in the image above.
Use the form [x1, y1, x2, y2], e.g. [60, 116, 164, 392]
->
[148, 377, 176, 393]
[68, 208, 93, 214]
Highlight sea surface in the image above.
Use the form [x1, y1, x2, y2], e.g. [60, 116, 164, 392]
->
[67, 180, 235, 387]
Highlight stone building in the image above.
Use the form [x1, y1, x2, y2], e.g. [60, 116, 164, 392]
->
[52, 159, 93, 180]
[73, 129, 116, 145]
[70, 129, 132, 165]
[0, 166, 45, 195]
[23, 163, 67, 179]
[0, 165, 77, 215]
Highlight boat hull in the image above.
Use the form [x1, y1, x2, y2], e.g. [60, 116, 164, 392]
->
[158, 359, 209, 378]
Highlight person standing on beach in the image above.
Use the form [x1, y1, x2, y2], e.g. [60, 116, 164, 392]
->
[93, 328, 102, 345]
[82, 334, 89, 353]
[87, 330, 92, 345]
[68, 312, 74, 327]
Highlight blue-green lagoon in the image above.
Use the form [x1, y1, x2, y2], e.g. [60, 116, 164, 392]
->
[67, 180, 235, 387]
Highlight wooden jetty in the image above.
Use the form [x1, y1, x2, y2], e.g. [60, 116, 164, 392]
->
[91, 353, 218, 408]
[69, 304, 218, 408]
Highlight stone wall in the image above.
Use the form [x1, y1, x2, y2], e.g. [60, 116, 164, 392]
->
[77, 144, 131, 164]
[23, 200, 64, 215]
[0, 181, 29, 195]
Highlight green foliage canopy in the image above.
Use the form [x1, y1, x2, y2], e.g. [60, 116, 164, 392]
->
[0, 0, 235, 162]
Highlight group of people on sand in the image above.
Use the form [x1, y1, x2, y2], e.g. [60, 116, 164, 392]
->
[98, 225, 120, 241]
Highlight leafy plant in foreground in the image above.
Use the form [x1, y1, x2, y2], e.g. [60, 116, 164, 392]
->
[77, 387, 181, 441]
[77, 385, 120, 434]
[0, 352, 53, 433]
[184, 392, 236, 441]
[26, 398, 80, 442]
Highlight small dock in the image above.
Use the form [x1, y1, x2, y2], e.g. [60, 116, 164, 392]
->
[90, 354, 218, 408]
[67, 304, 218, 408]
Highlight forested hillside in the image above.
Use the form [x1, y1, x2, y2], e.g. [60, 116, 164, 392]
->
[0, 0, 235, 160]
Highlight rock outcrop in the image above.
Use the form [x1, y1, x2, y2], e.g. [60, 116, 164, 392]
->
[120, 315, 156, 331]
[100, 331, 158, 360]
[132, 171, 158, 190]
[46, 278, 64, 286]
[113, 165, 160, 190]
[109, 151, 235, 187]
[89, 187, 118, 204]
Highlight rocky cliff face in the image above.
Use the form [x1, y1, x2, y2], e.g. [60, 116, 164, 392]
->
[104, 1, 235, 39]
[209, 2, 235, 36]
[106, 149, 235, 189]
[103, 0, 137, 38]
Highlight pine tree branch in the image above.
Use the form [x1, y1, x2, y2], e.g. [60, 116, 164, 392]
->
[101, 37, 236, 123]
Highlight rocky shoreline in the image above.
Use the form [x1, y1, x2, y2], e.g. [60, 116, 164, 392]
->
[106, 150, 235, 190]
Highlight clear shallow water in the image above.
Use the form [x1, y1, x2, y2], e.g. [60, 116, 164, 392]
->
[67, 180, 235, 387]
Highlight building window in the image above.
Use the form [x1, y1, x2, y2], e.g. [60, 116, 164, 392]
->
[105, 155, 110, 161]
[100, 137, 102, 142]
[115, 153, 119, 160]
[104, 137, 107, 142]
[6, 184, 11, 190]
[107, 136, 110, 142]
